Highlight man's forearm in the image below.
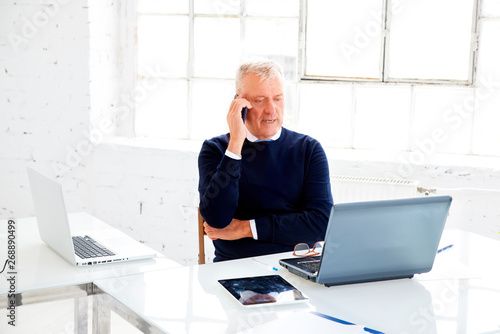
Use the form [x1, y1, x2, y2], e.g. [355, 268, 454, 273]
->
[204, 219, 253, 241]
[199, 152, 242, 228]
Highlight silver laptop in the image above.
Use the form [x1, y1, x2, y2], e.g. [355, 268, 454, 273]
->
[27, 167, 156, 266]
[280, 196, 452, 286]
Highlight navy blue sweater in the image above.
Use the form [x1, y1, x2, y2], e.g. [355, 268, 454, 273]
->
[198, 128, 333, 262]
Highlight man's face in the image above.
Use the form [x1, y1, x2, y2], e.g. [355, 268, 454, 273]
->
[240, 72, 284, 140]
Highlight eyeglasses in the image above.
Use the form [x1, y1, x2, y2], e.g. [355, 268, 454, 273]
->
[293, 241, 324, 257]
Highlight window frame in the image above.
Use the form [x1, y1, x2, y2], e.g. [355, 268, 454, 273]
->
[299, 0, 481, 86]
[131, 0, 482, 141]
[134, 0, 302, 140]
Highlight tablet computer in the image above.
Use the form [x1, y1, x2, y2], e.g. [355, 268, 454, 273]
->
[218, 275, 309, 307]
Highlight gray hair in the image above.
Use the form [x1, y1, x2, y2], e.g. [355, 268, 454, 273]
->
[235, 59, 284, 94]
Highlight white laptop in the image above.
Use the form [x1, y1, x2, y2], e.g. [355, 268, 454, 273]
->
[27, 167, 156, 266]
[280, 196, 452, 286]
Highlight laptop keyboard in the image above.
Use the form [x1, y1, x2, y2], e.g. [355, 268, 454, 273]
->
[72, 235, 115, 259]
[297, 259, 320, 273]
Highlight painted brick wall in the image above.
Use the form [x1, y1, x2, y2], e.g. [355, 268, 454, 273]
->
[1, 0, 90, 218]
[87, 141, 203, 265]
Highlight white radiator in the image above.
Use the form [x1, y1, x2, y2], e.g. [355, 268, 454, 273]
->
[331, 175, 420, 204]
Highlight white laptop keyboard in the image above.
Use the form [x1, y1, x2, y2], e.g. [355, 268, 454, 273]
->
[72, 235, 115, 259]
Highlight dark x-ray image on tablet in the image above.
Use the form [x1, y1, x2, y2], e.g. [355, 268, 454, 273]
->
[218, 275, 309, 307]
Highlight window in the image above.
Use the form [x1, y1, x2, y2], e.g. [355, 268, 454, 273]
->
[304, 0, 479, 84]
[135, 0, 299, 140]
[304, 0, 384, 80]
[134, 0, 479, 142]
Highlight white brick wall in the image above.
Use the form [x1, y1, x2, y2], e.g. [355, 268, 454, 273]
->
[1, 0, 90, 217]
[1, 1, 500, 266]
[86, 141, 201, 265]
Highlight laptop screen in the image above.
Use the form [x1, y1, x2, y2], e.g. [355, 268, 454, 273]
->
[316, 196, 452, 285]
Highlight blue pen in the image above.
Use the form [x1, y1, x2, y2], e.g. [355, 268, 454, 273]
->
[252, 258, 278, 272]
[311, 312, 384, 334]
[437, 244, 454, 254]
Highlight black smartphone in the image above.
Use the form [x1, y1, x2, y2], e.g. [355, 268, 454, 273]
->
[234, 95, 247, 123]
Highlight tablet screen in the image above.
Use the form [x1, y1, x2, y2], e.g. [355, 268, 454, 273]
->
[218, 275, 309, 307]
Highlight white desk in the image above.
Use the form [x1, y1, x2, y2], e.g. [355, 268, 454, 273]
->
[93, 229, 500, 334]
[2, 215, 499, 333]
[0, 213, 181, 333]
[0, 213, 180, 295]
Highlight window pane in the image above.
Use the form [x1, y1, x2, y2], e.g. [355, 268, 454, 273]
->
[305, 0, 384, 80]
[190, 80, 235, 140]
[137, 15, 189, 78]
[282, 83, 298, 129]
[193, 18, 241, 78]
[472, 89, 500, 156]
[482, 0, 500, 17]
[194, 0, 240, 15]
[476, 20, 500, 83]
[245, 18, 298, 80]
[246, 0, 299, 17]
[135, 79, 188, 138]
[353, 86, 411, 150]
[412, 86, 474, 155]
[387, 0, 475, 81]
[298, 83, 353, 148]
[137, 0, 188, 14]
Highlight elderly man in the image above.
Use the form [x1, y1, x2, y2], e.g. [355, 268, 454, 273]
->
[198, 59, 333, 262]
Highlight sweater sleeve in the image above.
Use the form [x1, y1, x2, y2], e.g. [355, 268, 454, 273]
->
[198, 139, 242, 228]
[254, 142, 333, 246]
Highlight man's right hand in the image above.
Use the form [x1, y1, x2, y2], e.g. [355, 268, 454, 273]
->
[227, 95, 252, 157]
[204, 219, 252, 241]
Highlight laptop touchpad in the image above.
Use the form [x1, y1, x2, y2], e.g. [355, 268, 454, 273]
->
[102, 238, 139, 252]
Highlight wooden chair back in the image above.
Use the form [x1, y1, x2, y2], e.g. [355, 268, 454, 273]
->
[198, 208, 206, 264]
